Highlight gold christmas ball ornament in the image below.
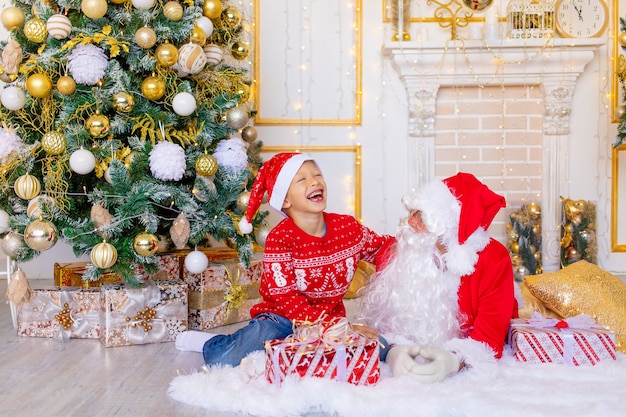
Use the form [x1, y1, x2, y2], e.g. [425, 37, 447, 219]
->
[14, 174, 41, 200]
[226, 106, 249, 129]
[56, 75, 77, 95]
[190, 25, 207, 46]
[241, 126, 258, 143]
[177, 43, 206, 75]
[47, 14, 72, 39]
[24, 218, 58, 251]
[620, 32, 626, 48]
[195, 153, 218, 176]
[135, 26, 157, 49]
[81, 0, 108, 19]
[26, 73, 53, 98]
[222, 6, 241, 29]
[236, 191, 250, 212]
[112, 91, 135, 112]
[1, 6, 25, 30]
[155, 42, 178, 67]
[235, 83, 251, 103]
[91, 241, 117, 269]
[24, 17, 48, 43]
[254, 223, 271, 248]
[133, 232, 159, 256]
[230, 42, 249, 60]
[202, 0, 223, 19]
[141, 75, 166, 100]
[110, 0, 126, 4]
[86, 112, 110, 138]
[163, 1, 184, 21]
[41, 131, 67, 155]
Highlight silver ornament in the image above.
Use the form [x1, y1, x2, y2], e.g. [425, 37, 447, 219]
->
[241, 126, 258, 143]
[1, 232, 24, 257]
[513, 265, 529, 283]
[225, 107, 249, 130]
[254, 223, 271, 248]
[236, 191, 250, 212]
[24, 218, 58, 251]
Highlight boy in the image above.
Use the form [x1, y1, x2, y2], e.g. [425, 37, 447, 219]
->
[175, 152, 394, 366]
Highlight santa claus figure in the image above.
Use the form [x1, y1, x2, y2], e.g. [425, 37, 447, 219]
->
[360, 172, 518, 383]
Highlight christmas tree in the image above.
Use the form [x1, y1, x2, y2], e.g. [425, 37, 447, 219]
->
[0, 0, 268, 286]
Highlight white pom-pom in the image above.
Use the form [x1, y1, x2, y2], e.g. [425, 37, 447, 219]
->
[213, 137, 248, 172]
[238, 217, 253, 235]
[0, 126, 23, 163]
[67, 44, 109, 85]
[149, 141, 186, 181]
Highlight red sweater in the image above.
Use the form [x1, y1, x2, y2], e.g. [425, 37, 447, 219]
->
[251, 212, 393, 322]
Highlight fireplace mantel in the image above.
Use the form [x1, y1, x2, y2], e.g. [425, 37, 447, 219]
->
[383, 37, 605, 272]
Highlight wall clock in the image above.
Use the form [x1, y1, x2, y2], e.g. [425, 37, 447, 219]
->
[554, 0, 608, 38]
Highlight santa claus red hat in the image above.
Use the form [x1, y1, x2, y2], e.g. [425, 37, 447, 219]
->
[402, 172, 506, 246]
[238, 152, 314, 234]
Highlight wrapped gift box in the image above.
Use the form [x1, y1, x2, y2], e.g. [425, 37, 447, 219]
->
[183, 258, 262, 330]
[54, 254, 181, 287]
[17, 286, 101, 339]
[100, 280, 188, 347]
[509, 317, 617, 366]
[265, 319, 380, 386]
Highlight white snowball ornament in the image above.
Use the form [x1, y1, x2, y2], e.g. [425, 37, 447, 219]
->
[131, 0, 156, 9]
[149, 141, 186, 181]
[70, 148, 96, 174]
[0, 209, 10, 233]
[213, 137, 248, 172]
[184, 249, 208, 274]
[1, 86, 26, 110]
[195, 16, 214, 38]
[67, 44, 108, 85]
[172, 92, 196, 116]
[0, 125, 23, 163]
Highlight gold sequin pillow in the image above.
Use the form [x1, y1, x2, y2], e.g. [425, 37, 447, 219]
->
[524, 260, 626, 353]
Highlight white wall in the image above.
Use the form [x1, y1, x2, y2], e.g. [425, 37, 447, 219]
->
[1, 0, 624, 279]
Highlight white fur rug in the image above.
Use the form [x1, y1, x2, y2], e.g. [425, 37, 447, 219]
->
[168, 348, 626, 417]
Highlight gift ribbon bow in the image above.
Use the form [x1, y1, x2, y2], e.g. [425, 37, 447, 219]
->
[521, 312, 599, 366]
[122, 282, 176, 345]
[270, 318, 367, 386]
[38, 289, 98, 341]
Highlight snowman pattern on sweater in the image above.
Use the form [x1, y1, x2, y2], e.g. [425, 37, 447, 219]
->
[250, 212, 393, 322]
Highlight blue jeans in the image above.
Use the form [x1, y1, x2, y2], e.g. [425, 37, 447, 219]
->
[202, 312, 392, 367]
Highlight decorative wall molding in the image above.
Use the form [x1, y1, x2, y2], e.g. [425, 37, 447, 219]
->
[384, 37, 604, 272]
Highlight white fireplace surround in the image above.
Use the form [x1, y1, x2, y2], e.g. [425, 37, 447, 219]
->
[383, 37, 605, 272]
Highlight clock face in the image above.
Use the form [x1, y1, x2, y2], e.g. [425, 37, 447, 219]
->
[555, 0, 608, 38]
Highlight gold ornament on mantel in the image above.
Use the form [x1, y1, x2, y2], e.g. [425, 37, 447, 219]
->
[390, 0, 410, 41]
[506, 0, 555, 40]
[424, 0, 473, 40]
[169, 212, 190, 249]
[91, 240, 117, 269]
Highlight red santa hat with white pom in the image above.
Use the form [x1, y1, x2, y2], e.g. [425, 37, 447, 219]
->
[238, 152, 314, 234]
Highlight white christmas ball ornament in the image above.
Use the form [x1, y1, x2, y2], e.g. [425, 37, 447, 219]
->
[203, 44, 223, 66]
[46, 14, 72, 39]
[177, 43, 207, 75]
[1, 86, 26, 111]
[131, 0, 156, 9]
[185, 250, 208, 274]
[0, 209, 10, 233]
[172, 92, 196, 116]
[70, 148, 96, 174]
[149, 141, 186, 181]
[195, 16, 214, 38]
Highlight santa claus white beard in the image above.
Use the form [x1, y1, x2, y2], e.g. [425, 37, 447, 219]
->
[359, 223, 462, 348]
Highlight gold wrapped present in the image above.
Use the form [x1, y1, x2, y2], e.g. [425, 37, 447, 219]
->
[100, 280, 188, 347]
[17, 286, 101, 340]
[183, 258, 262, 330]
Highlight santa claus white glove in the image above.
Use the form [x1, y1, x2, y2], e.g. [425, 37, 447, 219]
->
[408, 347, 461, 383]
[386, 345, 423, 377]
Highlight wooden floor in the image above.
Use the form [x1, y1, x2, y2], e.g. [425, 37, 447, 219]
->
[0, 279, 251, 417]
